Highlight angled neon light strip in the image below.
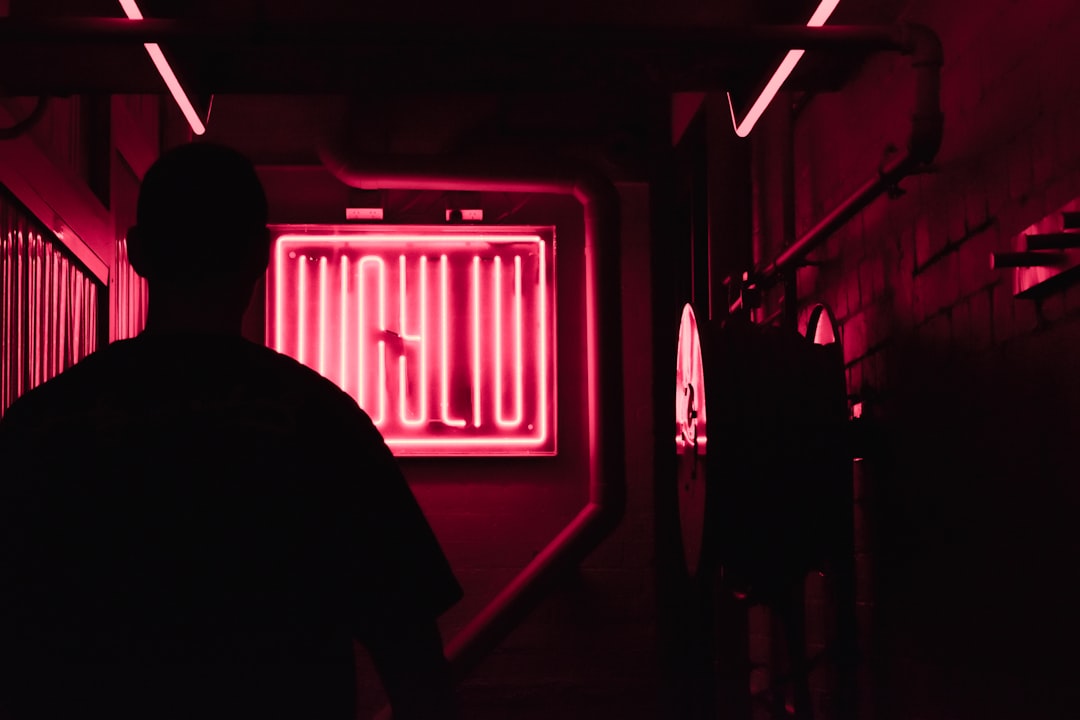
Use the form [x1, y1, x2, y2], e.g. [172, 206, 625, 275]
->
[117, 0, 206, 136]
[727, 0, 841, 137]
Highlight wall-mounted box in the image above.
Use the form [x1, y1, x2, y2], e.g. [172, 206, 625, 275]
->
[995, 199, 1080, 299]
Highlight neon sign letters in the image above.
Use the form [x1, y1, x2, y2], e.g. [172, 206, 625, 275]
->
[267, 227, 555, 456]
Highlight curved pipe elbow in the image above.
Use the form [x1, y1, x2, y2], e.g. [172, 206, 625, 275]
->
[897, 22, 944, 68]
[895, 22, 944, 165]
[317, 136, 627, 678]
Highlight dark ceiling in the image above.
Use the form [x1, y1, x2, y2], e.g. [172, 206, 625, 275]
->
[0, 1, 911, 170]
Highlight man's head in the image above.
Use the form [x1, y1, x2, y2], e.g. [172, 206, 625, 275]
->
[128, 142, 270, 291]
[127, 142, 270, 334]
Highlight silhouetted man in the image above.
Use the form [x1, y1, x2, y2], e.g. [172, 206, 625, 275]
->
[0, 143, 462, 720]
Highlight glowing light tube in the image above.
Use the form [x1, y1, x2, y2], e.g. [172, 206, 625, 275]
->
[494, 256, 524, 428]
[357, 256, 387, 425]
[439, 255, 466, 428]
[317, 257, 328, 376]
[398, 256, 427, 427]
[1, 197, 102, 420]
[340, 256, 349, 391]
[727, 0, 841, 137]
[117, 1, 206, 136]
[297, 256, 307, 365]
[274, 247, 284, 352]
[493, 256, 503, 425]
[472, 256, 481, 428]
[538, 241, 547, 442]
[509, 255, 524, 427]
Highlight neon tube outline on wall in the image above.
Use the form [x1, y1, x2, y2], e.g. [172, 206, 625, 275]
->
[117, 1, 207, 136]
[268, 229, 554, 456]
[726, 0, 842, 137]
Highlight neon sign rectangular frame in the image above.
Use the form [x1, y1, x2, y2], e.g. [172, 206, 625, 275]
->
[267, 225, 556, 456]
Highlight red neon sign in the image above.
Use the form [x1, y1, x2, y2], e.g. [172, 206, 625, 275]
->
[267, 226, 556, 456]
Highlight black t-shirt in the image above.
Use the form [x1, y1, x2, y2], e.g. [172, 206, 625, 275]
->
[0, 332, 461, 720]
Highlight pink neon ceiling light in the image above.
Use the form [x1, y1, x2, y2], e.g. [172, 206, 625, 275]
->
[727, 0, 841, 137]
[117, 0, 206, 136]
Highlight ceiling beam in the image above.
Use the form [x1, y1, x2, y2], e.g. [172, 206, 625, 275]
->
[0, 18, 899, 52]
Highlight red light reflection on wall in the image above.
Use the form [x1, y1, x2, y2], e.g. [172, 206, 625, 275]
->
[268, 227, 555, 455]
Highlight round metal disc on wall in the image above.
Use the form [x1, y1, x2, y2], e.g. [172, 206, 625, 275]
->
[675, 303, 708, 577]
[805, 303, 840, 346]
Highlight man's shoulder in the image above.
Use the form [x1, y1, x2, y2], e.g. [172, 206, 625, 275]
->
[231, 340, 368, 417]
[0, 341, 119, 429]
[0, 334, 372, 436]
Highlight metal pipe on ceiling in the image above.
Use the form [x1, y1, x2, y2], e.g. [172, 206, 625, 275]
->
[729, 23, 944, 314]
[0, 17, 901, 52]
